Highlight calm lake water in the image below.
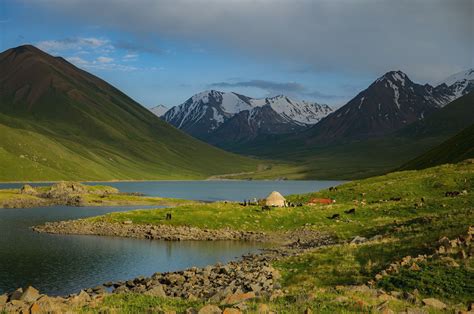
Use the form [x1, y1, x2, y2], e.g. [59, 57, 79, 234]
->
[0, 180, 343, 201]
[0, 180, 343, 296]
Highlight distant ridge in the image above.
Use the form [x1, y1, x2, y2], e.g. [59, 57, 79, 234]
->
[162, 90, 332, 147]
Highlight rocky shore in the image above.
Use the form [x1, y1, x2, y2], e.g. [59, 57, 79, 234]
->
[2, 226, 334, 313]
[33, 219, 270, 242]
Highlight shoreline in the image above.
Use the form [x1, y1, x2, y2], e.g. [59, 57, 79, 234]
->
[0, 228, 334, 313]
[33, 219, 272, 242]
[0, 178, 334, 184]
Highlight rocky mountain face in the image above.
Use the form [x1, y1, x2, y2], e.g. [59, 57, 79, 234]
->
[435, 68, 474, 100]
[304, 70, 473, 142]
[162, 90, 332, 145]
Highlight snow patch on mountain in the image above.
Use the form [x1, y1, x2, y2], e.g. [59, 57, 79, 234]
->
[149, 104, 169, 117]
[437, 69, 474, 87]
[163, 90, 333, 133]
[436, 68, 474, 99]
[252, 95, 333, 125]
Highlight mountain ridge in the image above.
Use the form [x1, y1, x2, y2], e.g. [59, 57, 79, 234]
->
[0, 45, 258, 181]
[161, 90, 332, 146]
[302, 70, 472, 143]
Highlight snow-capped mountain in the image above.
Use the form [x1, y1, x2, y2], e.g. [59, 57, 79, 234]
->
[435, 68, 474, 100]
[149, 104, 169, 117]
[305, 70, 463, 142]
[251, 95, 333, 125]
[162, 90, 332, 144]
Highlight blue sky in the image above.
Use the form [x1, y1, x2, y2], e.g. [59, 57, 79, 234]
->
[1, 1, 471, 109]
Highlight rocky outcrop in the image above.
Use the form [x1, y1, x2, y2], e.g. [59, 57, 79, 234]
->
[19, 184, 37, 196]
[370, 226, 473, 284]
[0, 286, 103, 313]
[1, 181, 119, 208]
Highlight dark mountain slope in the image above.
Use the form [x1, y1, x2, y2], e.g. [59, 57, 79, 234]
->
[304, 71, 452, 143]
[397, 91, 474, 138]
[0, 45, 257, 181]
[399, 123, 474, 170]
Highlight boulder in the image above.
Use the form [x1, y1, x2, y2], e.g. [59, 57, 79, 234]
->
[20, 184, 37, 195]
[422, 298, 447, 309]
[0, 294, 7, 306]
[35, 296, 63, 313]
[198, 304, 222, 314]
[222, 308, 241, 314]
[29, 302, 41, 314]
[20, 286, 40, 303]
[351, 236, 368, 244]
[9, 288, 23, 301]
[222, 292, 256, 305]
[69, 290, 91, 305]
[4, 300, 29, 313]
[144, 285, 167, 297]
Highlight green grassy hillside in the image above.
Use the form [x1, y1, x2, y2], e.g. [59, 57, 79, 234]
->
[72, 161, 474, 312]
[0, 45, 259, 181]
[400, 123, 474, 170]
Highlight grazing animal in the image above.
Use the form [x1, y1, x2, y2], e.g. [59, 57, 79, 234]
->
[327, 213, 340, 220]
[261, 205, 271, 211]
[389, 197, 402, 201]
[344, 208, 356, 214]
[329, 186, 338, 192]
[165, 213, 172, 220]
[296, 203, 303, 207]
[445, 191, 460, 197]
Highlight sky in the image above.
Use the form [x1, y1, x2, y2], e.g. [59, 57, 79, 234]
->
[0, 0, 472, 109]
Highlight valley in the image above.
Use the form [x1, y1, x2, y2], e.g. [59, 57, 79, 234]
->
[1, 2, 472, 314]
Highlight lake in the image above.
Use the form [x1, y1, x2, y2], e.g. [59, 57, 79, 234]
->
[0, 180, 343, 202]
[0, 180, 343, 296]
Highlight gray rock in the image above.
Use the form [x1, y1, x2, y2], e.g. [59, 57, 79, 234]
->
[351, 236, 368, 244]
[144, 285, 166, 297]
[422, 298, 447, 309]
[9, 288, 23, 301]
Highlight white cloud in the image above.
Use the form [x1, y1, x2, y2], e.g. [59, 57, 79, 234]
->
[37, 37, 110, 53]
[123, 53, 138, 61]
[66, 55, 136, 71]
[66, 56, 88, 65]
[96, 56, 113, 63]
